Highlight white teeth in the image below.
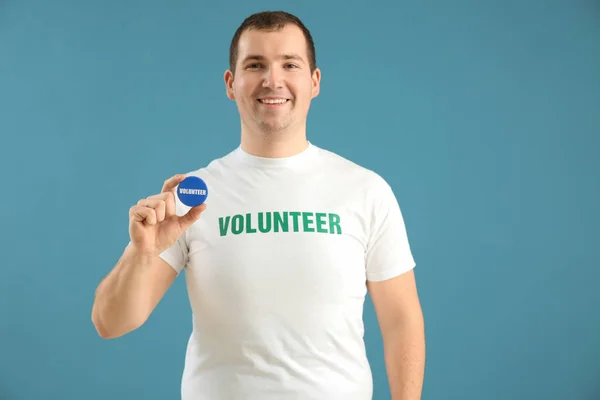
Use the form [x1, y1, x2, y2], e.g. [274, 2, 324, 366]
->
[260, 99, 288, 104]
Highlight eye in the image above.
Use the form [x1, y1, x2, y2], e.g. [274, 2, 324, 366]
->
[246, 63, 261, 69]
[285, 63, 299, 69]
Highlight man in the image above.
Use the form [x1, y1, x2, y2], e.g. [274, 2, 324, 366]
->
[92, 10, 425, 400]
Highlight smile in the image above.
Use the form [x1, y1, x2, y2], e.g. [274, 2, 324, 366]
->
[257, 98, 289, 105]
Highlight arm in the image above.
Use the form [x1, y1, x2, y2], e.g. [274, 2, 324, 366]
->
[367, 269, 425, 400]
[92, 173, 205, 339]
[91, 244, 177, 339]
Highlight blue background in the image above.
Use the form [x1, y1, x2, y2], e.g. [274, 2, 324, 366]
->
[1, 1, 599, 399]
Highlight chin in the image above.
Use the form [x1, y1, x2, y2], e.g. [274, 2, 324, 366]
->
[258, 120, 293, 134]
[254, 115, 291, 131]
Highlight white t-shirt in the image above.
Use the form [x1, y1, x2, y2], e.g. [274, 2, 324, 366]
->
[159, 142, 416, 400]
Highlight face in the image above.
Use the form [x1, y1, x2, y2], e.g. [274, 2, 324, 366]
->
[224, 24, 321, 135]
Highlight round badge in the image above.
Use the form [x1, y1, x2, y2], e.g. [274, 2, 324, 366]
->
[177, 176, 208, 207]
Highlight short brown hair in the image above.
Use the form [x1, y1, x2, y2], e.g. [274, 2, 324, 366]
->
[229, 11, 317, 74]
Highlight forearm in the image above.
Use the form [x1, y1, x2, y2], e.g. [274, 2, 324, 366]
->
[383, 317, 426, 400]
[91, 245, 156, 339]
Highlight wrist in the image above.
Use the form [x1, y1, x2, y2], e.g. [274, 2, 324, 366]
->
[125, 243, 159, 264]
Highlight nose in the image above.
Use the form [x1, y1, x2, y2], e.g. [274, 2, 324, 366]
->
[262, 66, 283, 89]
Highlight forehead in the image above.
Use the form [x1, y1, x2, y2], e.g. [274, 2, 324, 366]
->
[237, 24, 308, 62]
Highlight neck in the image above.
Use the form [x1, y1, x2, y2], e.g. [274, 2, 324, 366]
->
[240, 123, 309, 158]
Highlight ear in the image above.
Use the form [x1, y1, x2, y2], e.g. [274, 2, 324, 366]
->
[224, 69, 235, 100]
[311, 68, 321, 99]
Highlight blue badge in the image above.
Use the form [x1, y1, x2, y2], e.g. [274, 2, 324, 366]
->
[177, 176, 208, 207]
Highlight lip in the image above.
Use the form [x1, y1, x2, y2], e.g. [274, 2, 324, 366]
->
[256, 98, 291, 108]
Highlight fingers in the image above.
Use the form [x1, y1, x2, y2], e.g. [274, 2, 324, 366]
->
[131, 173, 202, 227]
[161, 174, 187, 194]
[137, 198, 166, 222]
[131, 195, 207, 229]
[130, 205, 157, 225]
[178, 203, 207, 230]
[145, 191, 176, 218]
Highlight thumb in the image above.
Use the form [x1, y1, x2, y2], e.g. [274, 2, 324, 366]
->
[179, 203, 207, 229]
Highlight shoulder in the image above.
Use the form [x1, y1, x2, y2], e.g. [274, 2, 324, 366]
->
[180, 147, 239, 182]
[314, 144, 392, 192]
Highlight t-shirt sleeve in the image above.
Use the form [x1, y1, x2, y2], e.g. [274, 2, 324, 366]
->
[158, 192, 190, 274]
[365, 175, 416, 282]
[124, 178, 193, 274]
[159, 235, 188, 274]
[124, 236, 187, 274]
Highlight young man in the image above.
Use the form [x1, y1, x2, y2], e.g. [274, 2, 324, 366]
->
[92, 11, 425, 400]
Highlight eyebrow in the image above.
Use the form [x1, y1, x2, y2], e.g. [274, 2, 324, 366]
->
[241, 53, 305, 64]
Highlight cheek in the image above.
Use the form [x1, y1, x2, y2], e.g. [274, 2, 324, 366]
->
[234, 80, 254, 103]
[294, 86, 312, 105]
[297, 79, 315, 99]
